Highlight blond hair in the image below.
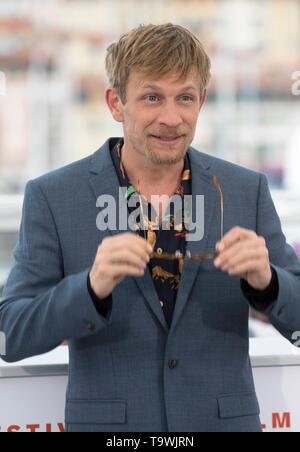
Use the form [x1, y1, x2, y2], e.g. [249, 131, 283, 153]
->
[105, 23, 211, 104]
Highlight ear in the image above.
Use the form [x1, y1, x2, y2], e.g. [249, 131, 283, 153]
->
[199, 89, 208, 112]
[105, 86, 124, 123]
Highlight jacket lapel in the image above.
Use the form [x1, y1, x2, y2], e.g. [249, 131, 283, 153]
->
[169, 148, 221, 335]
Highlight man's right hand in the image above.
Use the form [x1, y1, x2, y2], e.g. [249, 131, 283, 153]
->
[89, 233, 153, 300]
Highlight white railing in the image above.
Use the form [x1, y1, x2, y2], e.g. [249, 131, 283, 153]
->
[0, 195, 23, 233]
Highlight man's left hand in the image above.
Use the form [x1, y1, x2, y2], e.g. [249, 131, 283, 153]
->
[214, 226, 272, 291]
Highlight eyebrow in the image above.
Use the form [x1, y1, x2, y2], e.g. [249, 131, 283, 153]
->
[140, 84, 197, 93]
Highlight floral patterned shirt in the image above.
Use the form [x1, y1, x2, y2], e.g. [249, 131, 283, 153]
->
[111, 138, 192, 328]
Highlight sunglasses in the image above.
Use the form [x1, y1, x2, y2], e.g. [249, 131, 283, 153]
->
[137, 175, 224, 266]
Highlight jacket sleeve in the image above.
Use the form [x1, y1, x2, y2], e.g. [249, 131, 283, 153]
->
[245, 173, 300, 345]
[0, 180, 112, 363]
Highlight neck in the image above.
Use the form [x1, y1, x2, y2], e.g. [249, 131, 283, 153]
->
[120, 142, 185, 195]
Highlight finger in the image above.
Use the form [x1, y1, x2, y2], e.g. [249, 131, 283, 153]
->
[123, 232, 154, 252]
[98, 241, 150, 265]
[109, 263, 146, 279]
[220, 247, 268, 272]
[120, 241, 152, 264]
[216, 227, 257, 252]
[102, 235, 152, 261]
[215, 238, 263, 268]
[108, 249, 149, 268]
[225, 258, 267, 276]
[128, 239, 154, 261]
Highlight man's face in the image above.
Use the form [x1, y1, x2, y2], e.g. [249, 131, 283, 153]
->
[114, 70, 206, 166]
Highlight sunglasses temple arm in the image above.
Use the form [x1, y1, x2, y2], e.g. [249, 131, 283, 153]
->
[213, 176, 224, 241]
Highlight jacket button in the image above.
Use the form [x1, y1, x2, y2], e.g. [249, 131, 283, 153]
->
[168, 359, 178, 369]
[86, 322, 95, 332]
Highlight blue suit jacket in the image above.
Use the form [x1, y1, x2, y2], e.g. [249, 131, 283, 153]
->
[1, 138, 300, 432]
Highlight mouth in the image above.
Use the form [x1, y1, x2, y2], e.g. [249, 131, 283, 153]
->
[149, 135, 184, 145]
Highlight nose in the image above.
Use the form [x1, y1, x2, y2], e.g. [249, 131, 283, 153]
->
[157, 100, 183, 129]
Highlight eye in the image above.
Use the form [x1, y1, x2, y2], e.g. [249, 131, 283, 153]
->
[145, 95, 160, 103]
[180, 95, 194, 102]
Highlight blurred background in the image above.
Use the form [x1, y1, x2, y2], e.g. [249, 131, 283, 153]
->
[0, 0, 300, 336]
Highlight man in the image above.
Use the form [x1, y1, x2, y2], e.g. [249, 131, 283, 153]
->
[1, 23, 300, 433]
